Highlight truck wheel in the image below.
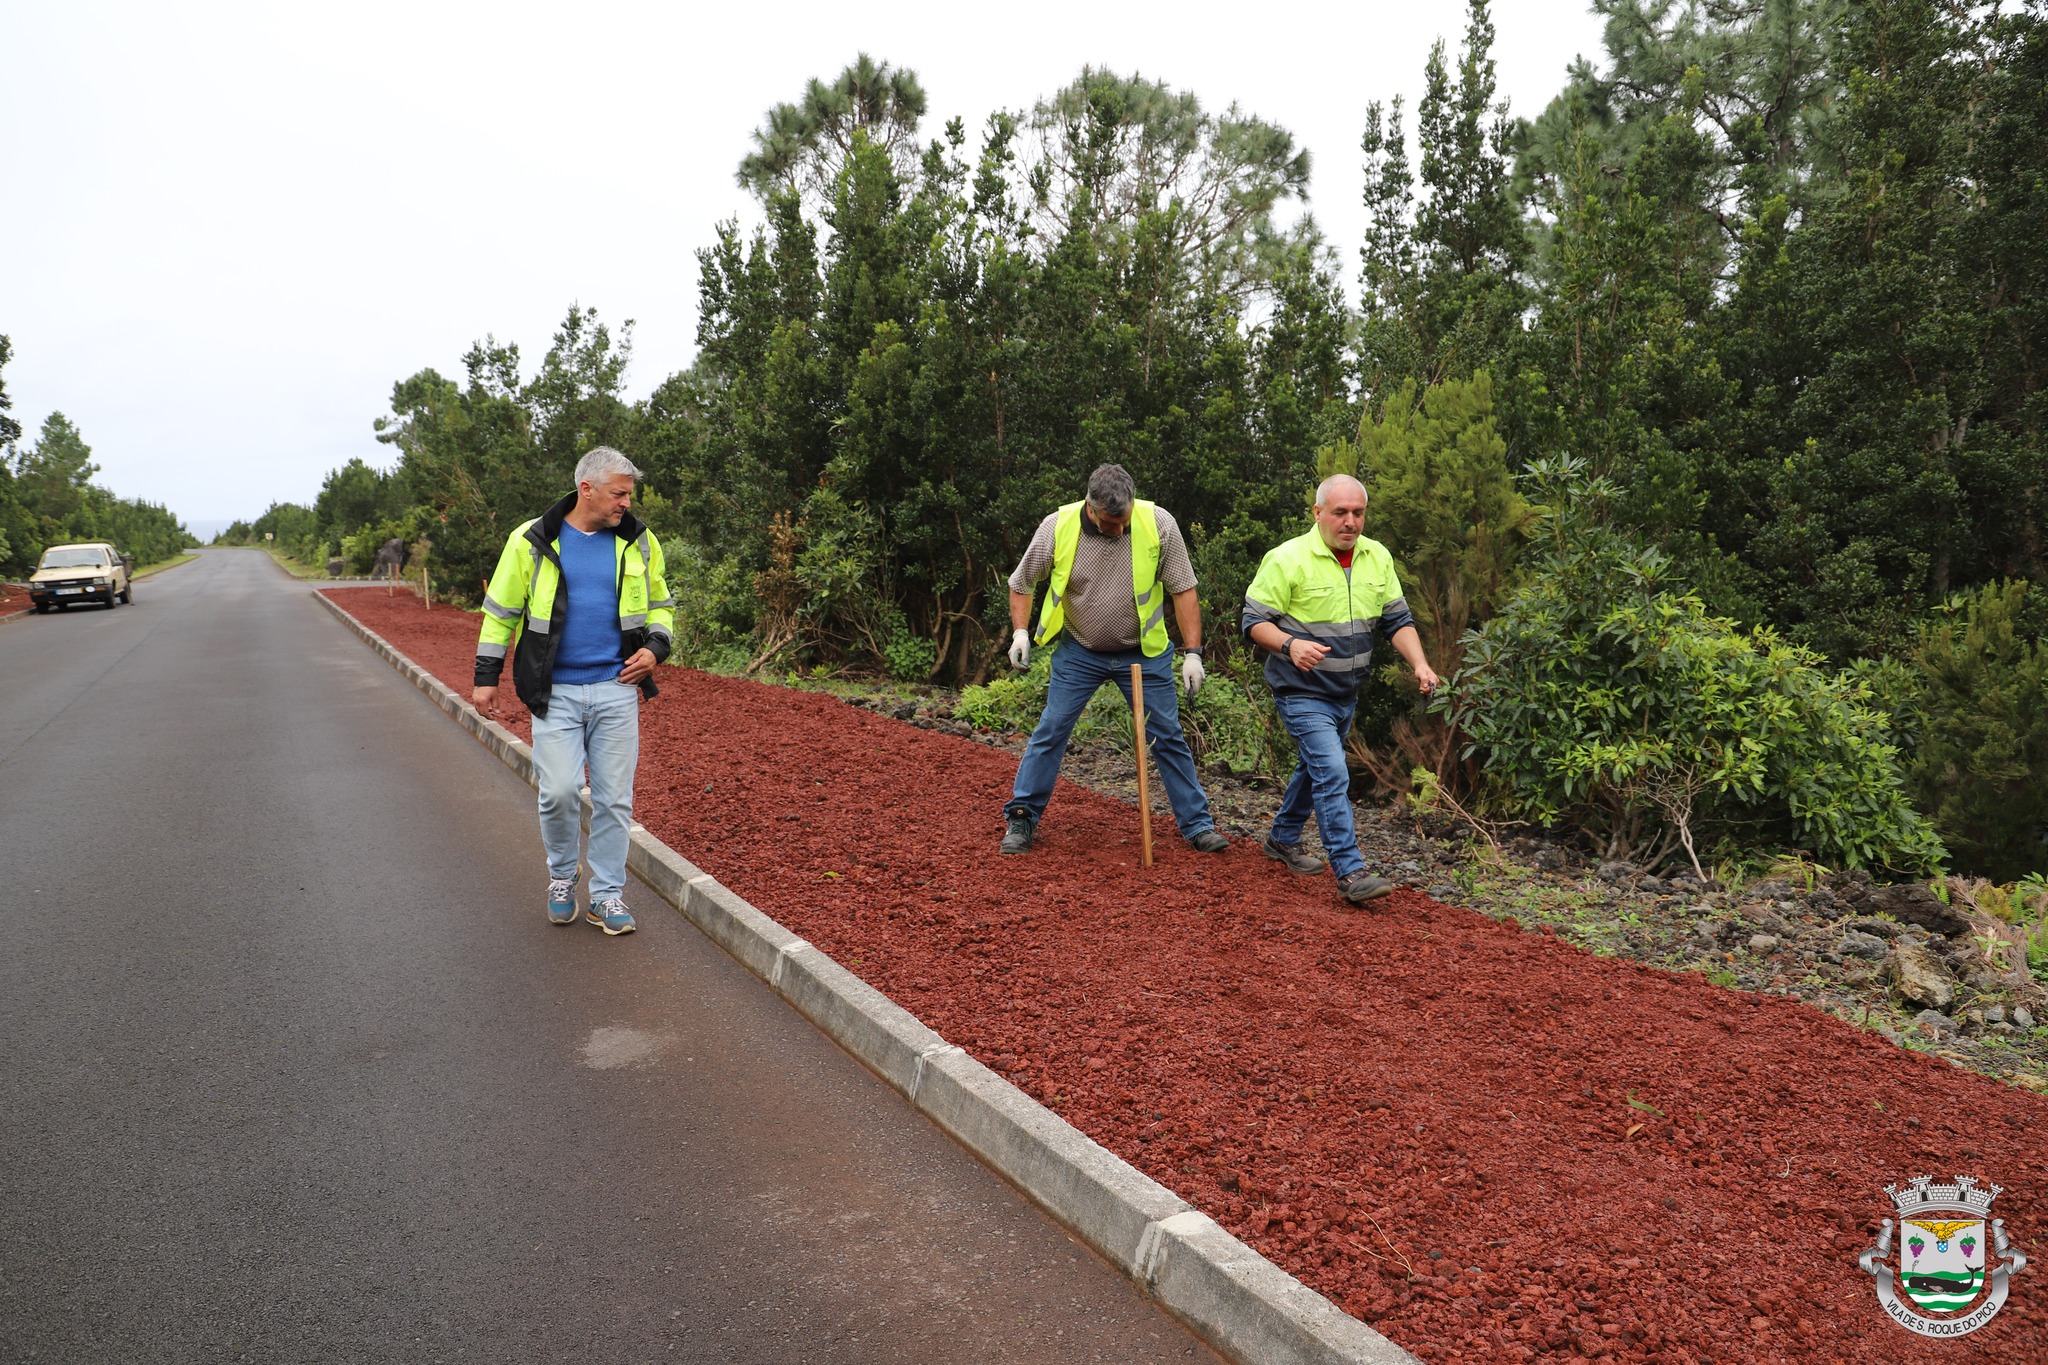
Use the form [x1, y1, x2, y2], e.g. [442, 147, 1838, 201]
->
[106, 591, 119, 609]
[35, 602, 50, 614]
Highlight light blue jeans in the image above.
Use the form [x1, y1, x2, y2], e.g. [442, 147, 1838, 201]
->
[533, 680, 641, 903]
[1269, 692, 1363, 879]
[1006, 641, 1215, 838]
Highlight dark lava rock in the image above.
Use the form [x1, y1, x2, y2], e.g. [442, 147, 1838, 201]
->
[1912, 1008, 1960, 1040]
[1837, 932, 1889, 961]
[1846, 916, 1903, 940]
[1866, 882, 1970, 936]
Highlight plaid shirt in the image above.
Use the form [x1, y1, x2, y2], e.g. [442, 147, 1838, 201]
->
[1010, 505, 1197, 652]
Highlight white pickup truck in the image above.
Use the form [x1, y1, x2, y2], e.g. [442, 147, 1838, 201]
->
[28, 542, 134, 612]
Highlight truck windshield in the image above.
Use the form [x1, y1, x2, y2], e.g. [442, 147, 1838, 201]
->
[38, 549, 109, 569]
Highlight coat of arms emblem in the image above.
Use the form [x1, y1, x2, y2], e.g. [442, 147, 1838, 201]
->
[1859, 1174, 2026, 1337]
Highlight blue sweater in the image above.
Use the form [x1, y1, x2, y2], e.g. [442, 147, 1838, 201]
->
[553, 524, 621, 685]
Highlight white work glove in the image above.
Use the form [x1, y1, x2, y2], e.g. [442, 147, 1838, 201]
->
[1180, 650, 1206, 698]
[1009, 628, 1031, 670]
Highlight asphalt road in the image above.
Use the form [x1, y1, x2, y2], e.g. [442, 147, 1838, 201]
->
[0, 550, 1213, 1364]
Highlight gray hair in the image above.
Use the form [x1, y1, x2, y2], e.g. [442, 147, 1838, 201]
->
[1314, 473, 1367, 508]
[1085, 463, 1137, 518]
[575, 446, 641, 486]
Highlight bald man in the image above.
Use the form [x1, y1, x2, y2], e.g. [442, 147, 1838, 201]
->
[1241, 475, 1440, 905]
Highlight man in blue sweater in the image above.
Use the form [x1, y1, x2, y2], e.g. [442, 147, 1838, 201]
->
[472, 448, 674, 935]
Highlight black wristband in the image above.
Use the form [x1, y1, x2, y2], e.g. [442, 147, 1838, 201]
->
[1181, 645, 1204, 657]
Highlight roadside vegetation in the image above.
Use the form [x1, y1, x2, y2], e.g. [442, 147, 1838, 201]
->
[0, 338, 196, 577]
[252, 2, 2042, 898]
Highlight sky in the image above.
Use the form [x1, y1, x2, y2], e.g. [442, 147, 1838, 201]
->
[0, 1, 1610, 533]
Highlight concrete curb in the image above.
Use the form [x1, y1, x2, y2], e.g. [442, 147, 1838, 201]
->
[315, 591, 1420, 1365]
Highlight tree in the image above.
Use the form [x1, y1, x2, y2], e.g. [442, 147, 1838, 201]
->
[15, 412, 100, 539]
[1357, 0, 1528, 389]
[0, 335, 24, 568]
[738, 54, 927, 203]
[1903, 581, 2048, 881]
[1741, 0, 2048, 660]
[3, 408, 191, 569]
[1518, 0, 1845, 228]
[1025, 67, 1316, 301]
[313, 457, 405, 552]
[0, 334, 21, 448]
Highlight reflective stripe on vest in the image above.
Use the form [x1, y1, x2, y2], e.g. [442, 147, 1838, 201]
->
[1033, 499, 1169, 657]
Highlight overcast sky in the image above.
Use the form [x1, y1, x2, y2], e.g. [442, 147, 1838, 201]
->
[0, 1, 1608, 532]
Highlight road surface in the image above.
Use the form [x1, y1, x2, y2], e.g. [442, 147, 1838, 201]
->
[0, 549, 1214, 1363]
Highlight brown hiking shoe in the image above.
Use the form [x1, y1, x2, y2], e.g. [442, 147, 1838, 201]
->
[1262, 837, 1325, 874]
[1336, 871, 1395, 905]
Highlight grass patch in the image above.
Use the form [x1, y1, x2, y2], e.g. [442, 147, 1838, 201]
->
[258, 546, 335, 580]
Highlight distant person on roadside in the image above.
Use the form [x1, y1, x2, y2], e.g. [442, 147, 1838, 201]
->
[1000, 463, 1229, 858]
[1242, 474, 1438, 906]
[470, 447, 674, 936]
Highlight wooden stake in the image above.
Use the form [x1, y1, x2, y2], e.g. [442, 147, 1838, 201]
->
[1131, 662, 1153, 868]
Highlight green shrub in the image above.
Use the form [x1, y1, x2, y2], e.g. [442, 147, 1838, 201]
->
[956, 652, 1051, 732]
[1182, 664, 1281, 776]
[665, 541, 756, 673]
[1900, 581, 2048, 881]
[1446, 458, 1943, 874]
[883, 631, 939, 682]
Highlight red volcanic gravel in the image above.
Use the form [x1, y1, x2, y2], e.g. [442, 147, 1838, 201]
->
[328, 589, 2048, 1363]
[0, 584, 32, 617]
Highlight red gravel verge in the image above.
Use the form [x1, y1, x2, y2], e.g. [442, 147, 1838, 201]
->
[328, 588, 2048, 1364]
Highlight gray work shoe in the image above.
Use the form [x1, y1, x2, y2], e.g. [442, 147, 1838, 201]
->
[1336, 871, 1395, 905]
[1262, 837, 1325, 874]
[547, 877, 578, 925]
[1187, 829, 1230, 853]
[1000, 814, 1035, 855]
[587, 897, 637, 935]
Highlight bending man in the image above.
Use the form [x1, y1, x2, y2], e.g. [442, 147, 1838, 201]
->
[1001, 463, 1229, 857]
[471, 447, 674, 935]
[1242, 474, 1438, 905]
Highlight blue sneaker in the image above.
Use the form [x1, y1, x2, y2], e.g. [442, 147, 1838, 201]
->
[587, 897, 636, 936]
[547, 877, 577, 925]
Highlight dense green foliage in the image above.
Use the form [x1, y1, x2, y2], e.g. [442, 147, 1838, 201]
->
[1896, 582, 2048, 881]
[258, 2, 2044, 875]
[0, 341, 194, 574]
[1449, 461, 1943, 873]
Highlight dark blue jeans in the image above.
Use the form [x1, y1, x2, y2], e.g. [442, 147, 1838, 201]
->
[1268, 691, 1363, 878]
[1006, 641, 1214, 838]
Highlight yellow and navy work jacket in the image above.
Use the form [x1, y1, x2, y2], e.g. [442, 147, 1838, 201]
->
[1033, 499, 1171, 658]
[1240, 527, 1414, 702]
[473, 494, 674, 717]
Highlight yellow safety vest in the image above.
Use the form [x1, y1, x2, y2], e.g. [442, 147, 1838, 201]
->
[1033, 499, 1169, 657]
